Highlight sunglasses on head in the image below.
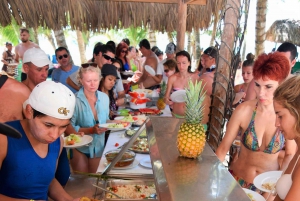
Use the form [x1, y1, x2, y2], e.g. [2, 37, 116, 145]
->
[103, 54, 115, 62]
[81, 62, 98, 68]
[121, 50, 128, 54]
[58, 54, 68, 60]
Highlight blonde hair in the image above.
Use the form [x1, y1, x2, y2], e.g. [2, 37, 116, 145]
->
[77, 66, 101, 87]
[274, 75, 300, 134]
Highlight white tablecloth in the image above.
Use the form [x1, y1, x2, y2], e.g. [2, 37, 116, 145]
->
[96, 106, 172, 175]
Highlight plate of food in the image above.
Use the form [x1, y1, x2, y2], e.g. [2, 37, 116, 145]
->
[139, 156, 152, 169]
[243, 188, 266, 201]
[129, 137, 149, 154]
[145, 65, 156, 76]
[104, 159, 139, 170]
[138, 108, 162, 116]
[170, 90, 186, 103]
[133, 89, 153, 97]
[99, 123, 131, 131]
[114, 115, 138, 123]
[233, 139, 241, 147]
[253, 171, 282, 193]
[63, 134, 93, 148]
[121, 70, 134, 75]
[125, 128, 147, 138]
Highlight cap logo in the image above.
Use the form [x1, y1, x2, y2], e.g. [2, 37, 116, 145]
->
[58, 107, 70, 116]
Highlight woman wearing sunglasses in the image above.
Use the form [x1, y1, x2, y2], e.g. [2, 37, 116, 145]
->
[116, 42, 131, 72]
[69, 63, 110, 173]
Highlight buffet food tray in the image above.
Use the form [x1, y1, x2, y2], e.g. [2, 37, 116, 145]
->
[100, 179, 158, 201]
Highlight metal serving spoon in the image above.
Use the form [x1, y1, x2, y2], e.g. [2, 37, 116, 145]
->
[92, 184, 123, 199]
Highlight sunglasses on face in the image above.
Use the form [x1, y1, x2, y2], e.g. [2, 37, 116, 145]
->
[121, 50, 128, 54]
[164, 69, 170, 73]
[58, 54, 68, 60]
[81, 62, 98, 68]
[116, 67, 121, 72]
[103, 54, 115, 62]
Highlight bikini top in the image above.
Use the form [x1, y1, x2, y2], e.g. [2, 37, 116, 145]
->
[241, 103, 285, 154]
[276, 155, 300, 200]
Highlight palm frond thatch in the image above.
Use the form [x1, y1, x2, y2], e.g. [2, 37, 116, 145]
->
[0, 0, 224, 32]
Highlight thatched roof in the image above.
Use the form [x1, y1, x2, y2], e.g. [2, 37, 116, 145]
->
[0, 0, 224, 32]
[266, 19, 300, 47]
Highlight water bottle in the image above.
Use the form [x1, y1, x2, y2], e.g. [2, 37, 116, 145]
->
[16, 59, 22, 82]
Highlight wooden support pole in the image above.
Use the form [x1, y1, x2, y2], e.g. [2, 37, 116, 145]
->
[177, 0, 187, 51]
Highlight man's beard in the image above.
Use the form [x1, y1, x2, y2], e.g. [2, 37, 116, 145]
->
[21, 39, 28, 43]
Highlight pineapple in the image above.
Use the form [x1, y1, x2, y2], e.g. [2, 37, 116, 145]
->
[156, 81, 167, 110]
[177, 80, 206, 158]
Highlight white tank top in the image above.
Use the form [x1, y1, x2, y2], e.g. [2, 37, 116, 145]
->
[276, 155, 300, 199]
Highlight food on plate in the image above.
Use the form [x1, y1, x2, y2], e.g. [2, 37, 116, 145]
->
[129, 137, 149, 153]
[139, 108, 162, 115]
[65, 134, 81, 145]
[115, 143, 119, 147]
[246, 193, 255, 201]
[177, 80, 206, 158]
[119, 109, 129, 116]
[121, 115, 138, 122]
[105, 150, 136, 167]
[233, 140, 240, 146]
[262, 182, 275, 190]
[156, 81, 166, 110]
[105, 184, 156, 199]
[129, 91, 145, 98]
[107, 123, 129, 128]
[126, 129, 147, 137]
[79, 197, 100, 201]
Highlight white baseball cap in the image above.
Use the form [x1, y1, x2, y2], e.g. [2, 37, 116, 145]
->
[24, 81, 76, 119]
[23, 47, 52, 67]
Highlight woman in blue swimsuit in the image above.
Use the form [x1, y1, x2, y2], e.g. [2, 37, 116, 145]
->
[216, 52, 297, 197]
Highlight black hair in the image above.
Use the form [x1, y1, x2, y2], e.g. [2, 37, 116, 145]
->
[106, 41, 116, 54]
[176, 50, 192, 73]
[129, 46, 135, 52]
[139, 39, 150, 50]
[55, 47, 70, 56]
[91, 42, 103, 62]
[277, 42, 298, 61]
[122, 38, 130, 46]
[101, 45, 115, 55]
[32, 108, 46, 118]
[242, 53, 255, 67]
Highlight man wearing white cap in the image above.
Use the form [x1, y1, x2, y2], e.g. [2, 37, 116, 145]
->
[0, 81, 80, 200]
[22, 47, 52, 91]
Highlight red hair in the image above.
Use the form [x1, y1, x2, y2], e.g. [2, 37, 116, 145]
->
[253, 52, 290, 82]
[116, 42, 129, 58]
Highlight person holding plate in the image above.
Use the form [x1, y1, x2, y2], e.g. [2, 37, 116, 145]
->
[216, 52, 297, 197]
[70, 63, 110, 173]
[0, 81, 80, 200]
[273, 76, 300, 201]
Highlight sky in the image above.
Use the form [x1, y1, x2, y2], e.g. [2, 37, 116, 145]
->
[37, 0, 300, 66]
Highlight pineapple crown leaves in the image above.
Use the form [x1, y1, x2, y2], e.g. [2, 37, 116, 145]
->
[159, 81, 167, 98]
[184, 80, 206, 124]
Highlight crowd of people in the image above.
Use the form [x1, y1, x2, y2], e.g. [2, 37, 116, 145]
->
[0, 26, 299, 201]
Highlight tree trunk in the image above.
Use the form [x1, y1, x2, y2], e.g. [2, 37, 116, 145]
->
[45, 31, 56, 52]
[33, 28, 39, 46]
[147, 24, 156, 48]
[54, 29, 68, 48]
[76, 29, 87, 64]
[207, 0, 241, 151]
[195, 28, 201, 61]
[176, 0, 187, 51]
[167, 32, 174, 43]
[210, 15, 219, 47]
[187, 31, 191, 54]
[255, 0, 268, 56]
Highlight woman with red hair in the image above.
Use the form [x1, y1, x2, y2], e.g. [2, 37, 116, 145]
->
[116, 42, 131, 71]
[216, 52, 297, 198]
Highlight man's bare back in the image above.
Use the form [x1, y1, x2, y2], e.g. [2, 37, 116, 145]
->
[0, 75, 31, 121]
[140, 52, 158, 88]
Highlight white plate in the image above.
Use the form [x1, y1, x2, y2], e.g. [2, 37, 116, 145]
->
[114, 116, 138, 123]
[170, 90, 186, 103]
[253, 171, 282, 193]
[63, 135, 93, 148]
[145, 65, 156, 76]
[243, 188, 266, 201]
[121, 71, 134, 75]
[99, 123, 131, 131]
[104, 159, 139, 170]
[133, 89, 153, 97]
[140, 157, 152, 169]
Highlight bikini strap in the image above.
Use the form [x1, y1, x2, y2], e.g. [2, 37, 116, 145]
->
[250, 102, 258, 121]
[291, 155, 300, 174]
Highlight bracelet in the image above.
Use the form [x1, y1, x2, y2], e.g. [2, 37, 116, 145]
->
[89, 127, 93, 134]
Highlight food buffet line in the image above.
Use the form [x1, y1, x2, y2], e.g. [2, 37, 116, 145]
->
[64, 91, 251, 201]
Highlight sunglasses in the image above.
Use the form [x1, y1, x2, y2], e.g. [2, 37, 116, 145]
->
[81, 62, 98, 68]
[103, 54, 115, 62]
[58, 54, 68, 60]
[121, 50, 128, 54]
[164, 69, 170, 73]
[116, 67, 121, 72]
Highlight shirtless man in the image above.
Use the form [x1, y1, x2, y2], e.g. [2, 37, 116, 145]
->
[198, 46, 218, 97]
[244, 42, 297, 101]
[22, 47, 51, 91]
[0, 74, 30, 122]
[136, 39, 159, 89]
[14, 28, 39, 81]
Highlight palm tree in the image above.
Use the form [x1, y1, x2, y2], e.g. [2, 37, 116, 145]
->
[123, 25, 147, 47]
[76, 29, 87, 63]
[0, 19, 20, 45]
[255, 0, 268, 56]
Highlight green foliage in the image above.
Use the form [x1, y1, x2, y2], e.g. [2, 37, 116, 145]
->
[0, 18, 20, 45]
[123, 25, 147, 47]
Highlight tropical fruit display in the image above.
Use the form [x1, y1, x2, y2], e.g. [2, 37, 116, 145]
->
[156, 81, 167, 110]
[177, 80, 206, 158]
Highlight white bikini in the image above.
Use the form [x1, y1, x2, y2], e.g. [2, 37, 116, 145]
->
[276, 155, 300, 199]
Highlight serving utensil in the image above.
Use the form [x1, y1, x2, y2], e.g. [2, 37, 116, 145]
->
[92, 184, 123, 199]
